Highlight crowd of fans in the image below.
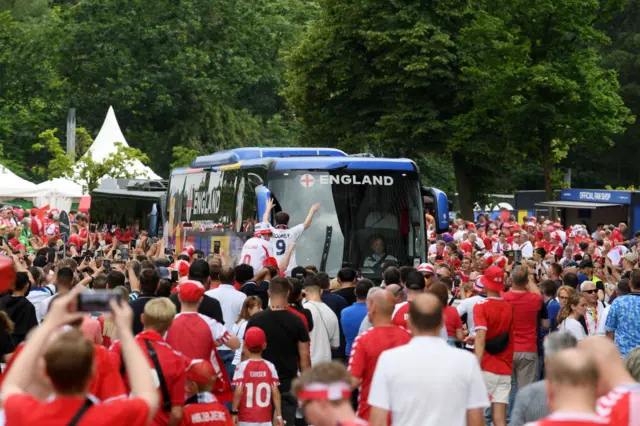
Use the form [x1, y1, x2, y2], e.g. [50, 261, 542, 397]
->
[0, 204, 638, 425]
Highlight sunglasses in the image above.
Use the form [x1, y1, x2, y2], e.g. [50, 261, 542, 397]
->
[583, 289, 597, 294]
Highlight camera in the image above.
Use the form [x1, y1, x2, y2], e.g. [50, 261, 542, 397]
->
[77, 291, 122, 312]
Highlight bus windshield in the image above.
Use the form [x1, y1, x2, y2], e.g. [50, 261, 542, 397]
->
[267, 169, 425, 278]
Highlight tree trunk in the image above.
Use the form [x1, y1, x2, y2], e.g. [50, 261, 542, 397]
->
[452, 152, 474, 221]
[541, 136, 556, 219]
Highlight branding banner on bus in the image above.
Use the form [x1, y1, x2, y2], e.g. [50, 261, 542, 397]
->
[300, 174, 394, 188]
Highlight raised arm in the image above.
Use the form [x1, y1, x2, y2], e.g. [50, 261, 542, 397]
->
[278, 243, 296, 272]
[262, 198, 275, 224]
[303, 203, 321, 230]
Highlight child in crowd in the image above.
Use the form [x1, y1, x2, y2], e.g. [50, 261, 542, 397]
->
[181, 359, 234, 426]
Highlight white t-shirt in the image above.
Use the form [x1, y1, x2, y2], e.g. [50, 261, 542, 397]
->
[232, 319, 249, 366]
[368, 336, 489, 426]
[270, 224, 304, 275]
[597, 305, 610, 336]
[27, 284, 56, 323]
[457, 295, 486, 348]
[205, 284, 246, 351]
[240, 237, 274, 275]
[303, 300, 340, 366]
[559, 318, 587, 341]
[521, 241, 534, 259]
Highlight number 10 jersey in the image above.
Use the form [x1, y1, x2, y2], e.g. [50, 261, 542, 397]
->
[232, 359, 280, 425]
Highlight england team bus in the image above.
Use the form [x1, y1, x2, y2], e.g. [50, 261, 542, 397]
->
[165, 147, 449, 279]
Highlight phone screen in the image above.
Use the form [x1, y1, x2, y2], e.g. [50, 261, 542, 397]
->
[214, 240, 221, 254]
[170, 270, 179, 282]
[77, 291, 122, 312]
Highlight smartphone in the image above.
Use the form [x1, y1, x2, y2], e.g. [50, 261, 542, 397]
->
[514, 250, 522, 265]
[120, 247, 129, 261]
[73, 256, 84, 264]
[170, 270, 178, 282]
[213, 240, 221, 254]
[103, 260, 111, 271]
[77, 291, 122, 312]
[85, 255, 92, 262]
[503, 250, 515, 257]
[164, 248, 173, 255]
[0, 236, 4, 247]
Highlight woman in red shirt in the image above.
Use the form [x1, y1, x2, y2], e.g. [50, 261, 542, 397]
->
[430, 282, 464, 346]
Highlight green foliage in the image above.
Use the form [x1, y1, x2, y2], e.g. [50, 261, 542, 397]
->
[171, 146, 200, 169]
[33, 128, 150, 192]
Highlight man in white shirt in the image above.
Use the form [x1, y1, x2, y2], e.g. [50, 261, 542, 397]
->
[302, 275, 340, 366]
[239, 222, 274, 275]
[262, 199, 320, 275]
[369, 294, 489, 426]
[205, 265, 246, 378]
[517, 232, 534, 259]
[457, 278, 487, 349]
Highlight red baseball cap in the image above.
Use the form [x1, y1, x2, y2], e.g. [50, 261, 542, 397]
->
[480, 266, 505, 292]
[0, 256, 15, 294]
[185, 359, 216, 385]
[417, 263, 435, 275]
[467, 223, 476, 230]
[244, 327, 266, 351]
[171, 260, 190, 277]
[181, 245, 195, 258]
[178, 280, 206, 302]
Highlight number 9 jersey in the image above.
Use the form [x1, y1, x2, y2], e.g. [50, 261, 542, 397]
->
[232, 359, 280, 425]
[270, 224, 305, 275]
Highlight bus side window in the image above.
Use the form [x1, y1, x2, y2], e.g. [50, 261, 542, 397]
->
[242, 172, 258, 233]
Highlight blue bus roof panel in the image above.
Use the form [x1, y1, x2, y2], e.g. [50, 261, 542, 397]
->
[191, 147, 347, 168]
[272, 157, 417, 171]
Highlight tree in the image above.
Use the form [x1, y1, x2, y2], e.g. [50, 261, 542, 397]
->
[454, 0, 633, 201]
[33, 127, 151, 192]
[170, 146, 200, 169]
[284, 0, 519, 218]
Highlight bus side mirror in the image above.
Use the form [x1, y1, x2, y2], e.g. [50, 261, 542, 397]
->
[422, 186, 449, 234]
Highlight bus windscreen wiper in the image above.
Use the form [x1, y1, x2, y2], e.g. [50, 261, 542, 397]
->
[320, 226, 333, 272]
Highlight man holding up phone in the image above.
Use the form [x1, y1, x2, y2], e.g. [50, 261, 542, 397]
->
[2, 286, 160, 425]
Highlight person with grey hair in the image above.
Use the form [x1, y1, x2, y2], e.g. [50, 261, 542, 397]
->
[357, 286, 385, 335]
[510, 331, 578, 426]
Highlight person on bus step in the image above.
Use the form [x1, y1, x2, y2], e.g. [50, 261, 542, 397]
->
[261, 198, 321, 276]
[240, 223, 274, 276]
[363, 236, 397, 271]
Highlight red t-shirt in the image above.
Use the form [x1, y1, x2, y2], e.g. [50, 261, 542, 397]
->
[391, 302, 409, 328]
[4, 394, 150, 426]
[348, 325, 412, 420]
[286, 306, 310, 331]
[597, 384, 640, 426]
[473, 297, 514, 376]
[181, 394, 234, 426]
[165, 313, 233, 401]
[78, 226, 89, 245]
[502, 291, 543, 353]
[528, 412, 612, 426]
[444, 305, 463, 338]
[3, 343, 126, 402]
[110, 331, 186, 426]
[232, 359, 280, 423]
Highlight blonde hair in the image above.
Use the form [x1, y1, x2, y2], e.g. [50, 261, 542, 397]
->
[236, 296, 262, 323]
[143, 297, 177, 333]
[557, 293, 584, 325]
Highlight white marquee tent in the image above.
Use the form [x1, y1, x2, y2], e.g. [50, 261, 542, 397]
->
[74, 106, 161, 182]
[0, 165, 36, 197]
[6, 178, 84, 212]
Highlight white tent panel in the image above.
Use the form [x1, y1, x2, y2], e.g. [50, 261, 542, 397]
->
[0, 164, 36, 196]
[74, 106, 162, 181]
[3, 178, 83, 211]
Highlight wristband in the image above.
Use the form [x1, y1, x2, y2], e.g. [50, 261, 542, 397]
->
[231, 410, 239, 415]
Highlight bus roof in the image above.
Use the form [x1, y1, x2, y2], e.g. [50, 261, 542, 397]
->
[178, 147, 417, 175]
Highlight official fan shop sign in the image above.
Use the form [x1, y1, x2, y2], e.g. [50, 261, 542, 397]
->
[59, 211, 70, 243]
[560, 189, 632, 204]
[299, 174, 394, 188]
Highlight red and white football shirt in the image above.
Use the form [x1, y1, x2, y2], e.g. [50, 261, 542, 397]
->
[526, 412, 612, 425]
[348, 326, 411, 420]
[181, 392, 234, 426]
[78, 225, 89, 245]
[110, 330, 186, 426]
[232, 359, 280, 425]
[240, 237, 274, 275]
[3, 343, 127, 403]
[473, 297, 514, 376]
[165, 312, 232, 400]
[4, 394, 151, 426]
[391, 302, 409, 328]
[596, 384, 640, 426]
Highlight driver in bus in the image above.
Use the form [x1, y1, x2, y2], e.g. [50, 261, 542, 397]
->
[363, 236, 397, 270]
